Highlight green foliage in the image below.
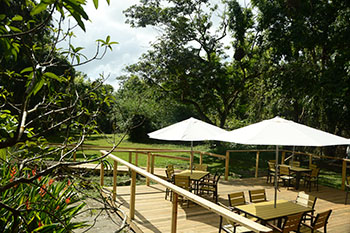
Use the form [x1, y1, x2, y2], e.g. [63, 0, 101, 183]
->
[123, 0, 265, 128]
[0, 162, 86, 232]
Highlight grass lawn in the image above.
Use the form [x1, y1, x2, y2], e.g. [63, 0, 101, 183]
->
[49, 134, 346, 190]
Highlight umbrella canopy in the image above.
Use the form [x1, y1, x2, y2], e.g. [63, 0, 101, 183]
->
[148, 117, 226, 173]
[214, 116, 350, 207]
[148, 117, 227, 141]
[215, 116, 349, 146]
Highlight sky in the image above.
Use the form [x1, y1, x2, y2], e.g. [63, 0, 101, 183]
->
[67, 1, 158, 90]
[67, 0, 250, 90]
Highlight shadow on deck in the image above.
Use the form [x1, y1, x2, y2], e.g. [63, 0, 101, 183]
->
[104, 177, 350, 233]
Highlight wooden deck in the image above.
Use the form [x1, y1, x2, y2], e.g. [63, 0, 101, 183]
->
[105, 177, 350, 233]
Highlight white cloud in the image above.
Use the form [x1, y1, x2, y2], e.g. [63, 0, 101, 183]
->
[68, 0, 158, 90]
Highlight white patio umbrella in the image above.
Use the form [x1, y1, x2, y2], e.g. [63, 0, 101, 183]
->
[214, 116, 350, 207]
[148, 117, 227, 172]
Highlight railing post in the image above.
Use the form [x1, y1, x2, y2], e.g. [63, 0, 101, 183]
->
[255, 151, 260, 178]
[151, 154, 155, 174]
[113, 160, 118, 201]
[130, 170, 136, 220]
[146, 152, 151, 186]
[281, 151, 286, 164]
[199, 152, 203, 164]
[135, 152, 139, 166]
[342, 159, 347, 190]
[171, 192, 178, 233]
[100, 162, 104, 186]
[225, 151, 230, 181]
[129, 151, 132, 164]
[128, 151, 132, 173]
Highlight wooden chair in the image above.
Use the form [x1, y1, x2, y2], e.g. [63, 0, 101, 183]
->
[267, 161, 276, 183]
[200, 173, 221, 203]
[345, 176, 350, 204]
[193, 163, 208, 171]
[279, 165, 295, 190]
[218, 203, 251, 233]
[289, 160, 300, 167]
[266, 213, 303, 233]
[295, 192, 317, 222]
[174, 175, 192, 207]
[303, 167, 320, 191]
[228, 192, 247, 208]
[165, 165, 175, 200]
[248, 189, 267, 203]
[299, 210, 332, 233]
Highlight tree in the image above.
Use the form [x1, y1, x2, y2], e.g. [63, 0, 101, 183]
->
[123, 0, 265, 128]
[251, 0, 350, 138]
[0, 0, 124, 231]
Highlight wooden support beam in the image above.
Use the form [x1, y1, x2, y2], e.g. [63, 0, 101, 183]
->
[129, 151, 132, 164]
[151, 154, 155, 174]
[113, 160, 118, 201]
[255, 151, 260, 178]
[135, 152, 139, 166]
[171, 192, 178, 233]
[130, 170, 136, 220]
[146, 152, 151, 186]
[225, 151, 230, 181]
[100, 162, 104, 186]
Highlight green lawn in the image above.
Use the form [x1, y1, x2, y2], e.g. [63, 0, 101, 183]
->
[49, 134, 345, 189]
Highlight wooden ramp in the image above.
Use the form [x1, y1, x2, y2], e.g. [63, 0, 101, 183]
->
[106, 177, 350, 233]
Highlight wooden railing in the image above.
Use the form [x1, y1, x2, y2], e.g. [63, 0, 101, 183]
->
[100, 150, 272, 233]
[226, 149, 350, 190]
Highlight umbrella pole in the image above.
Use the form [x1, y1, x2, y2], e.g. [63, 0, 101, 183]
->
[190, 141, 193, 174]
[274, 145, 279, 208]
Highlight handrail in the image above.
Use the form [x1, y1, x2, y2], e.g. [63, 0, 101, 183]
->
[100, 150, 272, 233]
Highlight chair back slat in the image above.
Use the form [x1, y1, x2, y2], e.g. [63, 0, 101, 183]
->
[268, 161, 275, 171]
[249, 189, 266, 203]
[193, 164, 208, 171]
[313, 210, 332, 230]
[174, 175, 190, 191]
[279, 165, 290, 176]
[228, 192, 246, 207]
[282, 213, 303, 233]
[289, 161, 300, 167]
[166, 165, 175, 179]
[311, 167, 320, 177]
[296, 192, 317, 209]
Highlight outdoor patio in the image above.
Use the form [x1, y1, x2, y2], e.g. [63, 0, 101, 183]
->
[105, 176, 350, 233]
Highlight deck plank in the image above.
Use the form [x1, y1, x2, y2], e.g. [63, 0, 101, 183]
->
[106, 177, 350, 233]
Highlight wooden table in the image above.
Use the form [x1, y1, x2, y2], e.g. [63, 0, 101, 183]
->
[235, 200, 312, 226]
[178, 170, 209, 194]
[289, 166, 311, 189]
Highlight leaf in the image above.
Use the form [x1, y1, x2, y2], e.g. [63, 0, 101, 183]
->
[12, 15, 23, 21]
[32, 78, 45, 96]
[93, 0, 98, 9]
[44, 72, 63, 82]
[20, 67, 34, 74]
[31, 3, 48, 16]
